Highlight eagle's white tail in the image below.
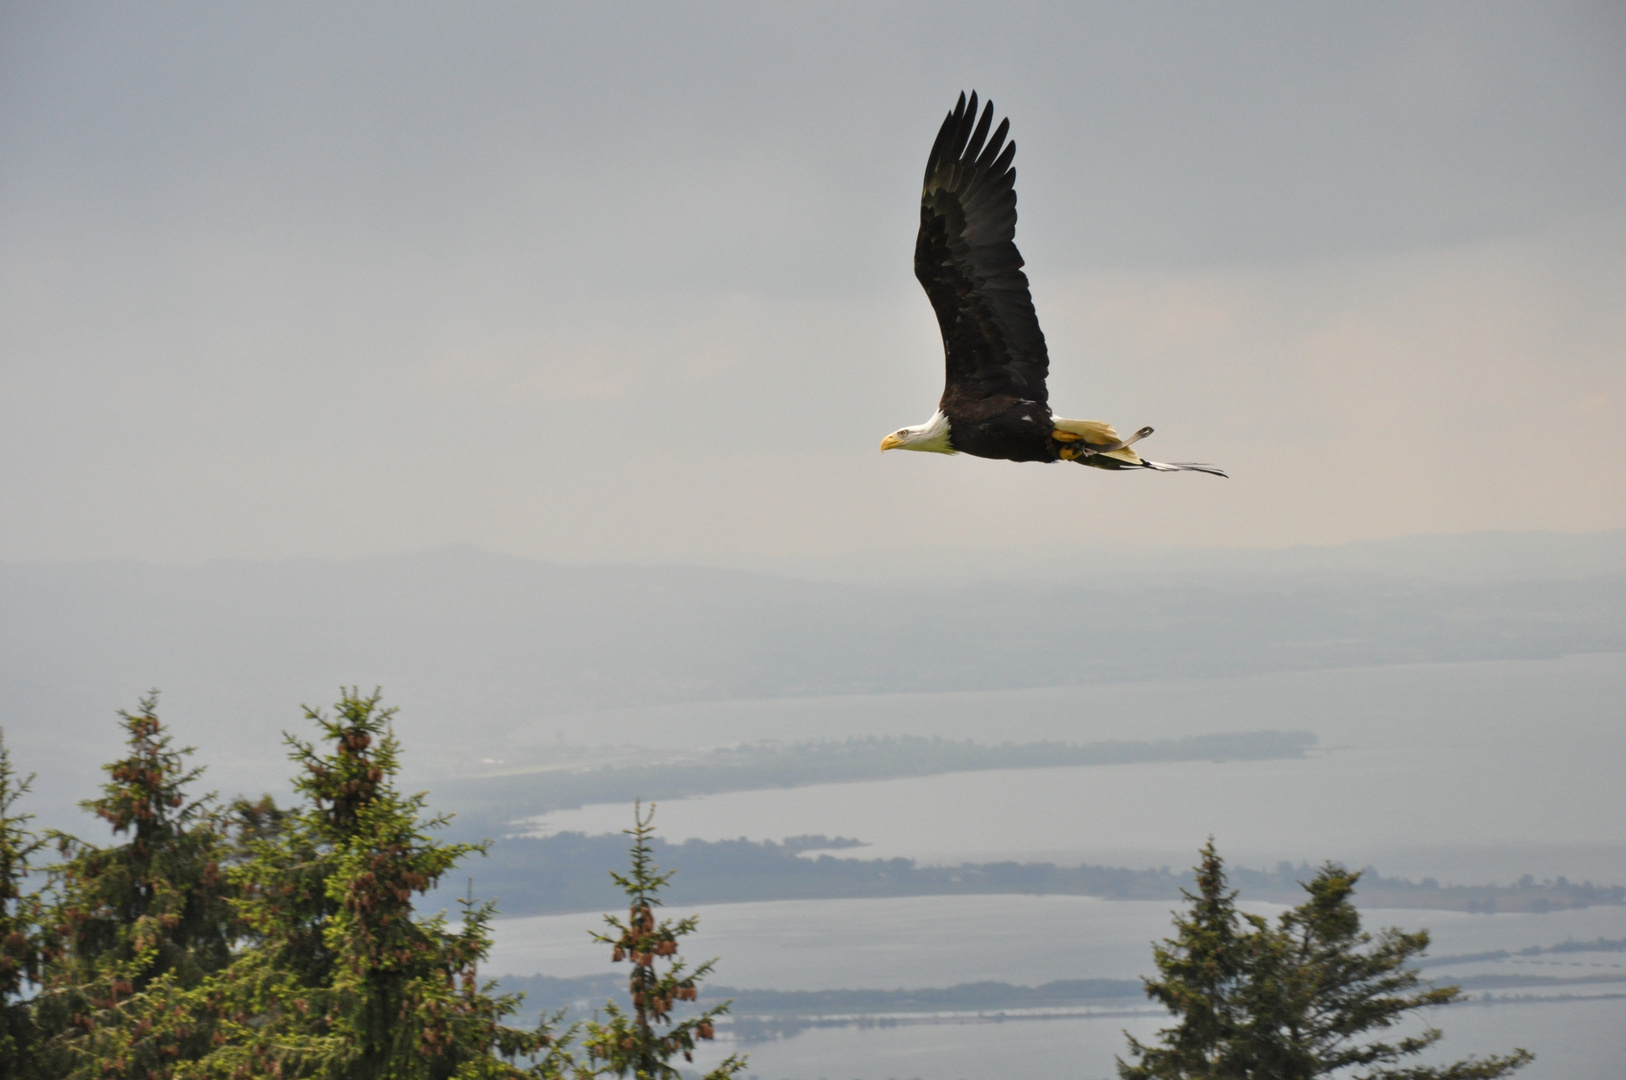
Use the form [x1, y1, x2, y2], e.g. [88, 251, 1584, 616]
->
[1139, 459, 1229, 477]
[1052, 417, 1226, 477]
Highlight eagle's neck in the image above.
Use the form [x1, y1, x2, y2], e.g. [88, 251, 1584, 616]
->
[905, 410, 955, 454]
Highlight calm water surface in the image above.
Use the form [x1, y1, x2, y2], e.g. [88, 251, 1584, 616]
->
[489, 895, 1626, 1079]
[488, 655, 1626, 1077]
[488, 895, 1626, 986]
[681, 997, 1624, 1080]
[525, 654, 1626, 883]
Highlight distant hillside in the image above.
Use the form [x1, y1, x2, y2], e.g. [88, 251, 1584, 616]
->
[439, 731, 1318, 829]
[422, 831, 1625, 918]
[740, 529, 1626, 585]
[3, 537, 1623, 823]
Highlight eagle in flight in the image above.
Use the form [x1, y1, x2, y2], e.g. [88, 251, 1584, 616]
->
[882, 92, 1225, 478]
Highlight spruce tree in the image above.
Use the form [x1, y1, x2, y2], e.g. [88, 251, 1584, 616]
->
[1247, 863, 1532, 1079]
[37, 693, 236, 1075]
[202, 688, 568, 1079]
[1120, 838, 1259, 1080]
[0, 732, 51, 1076]
[1120, 845, 1533, 1079]
[580, 802, 745, 1080]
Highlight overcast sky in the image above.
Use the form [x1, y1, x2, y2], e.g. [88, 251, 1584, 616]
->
[2, 1, 1623, 567]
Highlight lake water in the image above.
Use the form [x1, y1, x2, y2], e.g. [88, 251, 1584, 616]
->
[486, 654, 1626, 1076]
[682, 997, 1624, 1080]
[487, 894, 1626, 986]
[522, 654, 1626, 884]
[487, 894, 1626, 1080]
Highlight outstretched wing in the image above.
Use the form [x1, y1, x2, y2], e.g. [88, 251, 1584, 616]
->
[915, 91, 1049, 411]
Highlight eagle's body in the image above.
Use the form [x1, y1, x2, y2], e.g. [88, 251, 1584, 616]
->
[882, 92, 1224, 478]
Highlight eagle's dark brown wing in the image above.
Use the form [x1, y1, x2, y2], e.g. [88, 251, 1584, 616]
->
[914, 92, 1049, 412]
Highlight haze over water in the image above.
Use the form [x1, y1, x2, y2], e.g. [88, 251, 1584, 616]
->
[524, 654, 1626, 884]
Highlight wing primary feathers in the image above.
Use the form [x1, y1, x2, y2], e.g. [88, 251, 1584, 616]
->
[965, 99, 995, 165]
[915, 90, 1050, 414]
[924, 92, 967, 185]
[989, 138, 1016, 176]
[975, 117, 1009, 171]
[947, 91, 977, 171]
[963, 163, 1013, 216]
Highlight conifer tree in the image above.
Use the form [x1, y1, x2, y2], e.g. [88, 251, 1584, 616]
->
[581, 802, 745, 1080]
[202, 687, 568, 1079]
[1120, 839, 1260, 1080]
[1245, 863, 1532, 1079]
[37, 693, 236, 1075]
[0, 732, 51, 1076]
[1119, 844, 1533, 1079]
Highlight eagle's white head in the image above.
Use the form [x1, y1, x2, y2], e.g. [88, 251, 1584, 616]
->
[880, 410, 955, 454]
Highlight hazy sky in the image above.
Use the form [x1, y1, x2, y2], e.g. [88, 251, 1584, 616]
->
[3, 2, 1623, 566]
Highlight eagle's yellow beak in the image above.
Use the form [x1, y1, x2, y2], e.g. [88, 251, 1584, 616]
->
[880, 433, 905, 451]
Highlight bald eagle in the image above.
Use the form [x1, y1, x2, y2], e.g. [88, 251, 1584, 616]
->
[881, 92, 1225, 478]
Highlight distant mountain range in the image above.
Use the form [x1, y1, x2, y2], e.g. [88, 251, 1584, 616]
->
[732, 529, 1626, 585]
[3, 531, 1623, 825]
